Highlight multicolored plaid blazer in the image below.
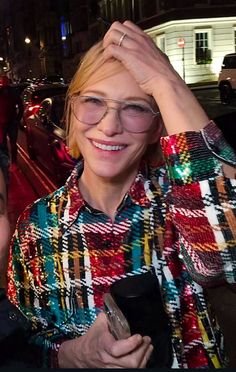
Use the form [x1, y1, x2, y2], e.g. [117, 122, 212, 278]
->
[7, 121, 236, 368]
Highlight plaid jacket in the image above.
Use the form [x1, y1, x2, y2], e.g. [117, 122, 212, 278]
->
[7, 121, 236, 368]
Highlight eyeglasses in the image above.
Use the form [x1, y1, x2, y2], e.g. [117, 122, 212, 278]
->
[70, 95, 160, 133]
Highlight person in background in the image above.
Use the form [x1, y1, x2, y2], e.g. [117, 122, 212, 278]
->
[7, 21, 236, 368]
[0, 153, 10, 287]
[0, 150, 35, 367]
[0, 75, 24, 171]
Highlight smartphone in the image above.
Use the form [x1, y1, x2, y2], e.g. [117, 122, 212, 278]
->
[103, 293, 131, 340]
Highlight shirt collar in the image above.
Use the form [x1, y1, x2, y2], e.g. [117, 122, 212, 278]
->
[59, 160, 152, 227]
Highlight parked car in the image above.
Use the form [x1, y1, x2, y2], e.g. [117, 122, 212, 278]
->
[21, 83, 68, 129]
[25, 94, 77, 185]
[218, 53, 236, 104]
[214, 110, 236, 151]
[39, 75, 65, 84]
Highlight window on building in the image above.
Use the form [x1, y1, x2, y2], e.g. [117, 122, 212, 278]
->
[60, 16, 72, 57]
[195, 30, 212, 64]
[156, 34, 166, 53]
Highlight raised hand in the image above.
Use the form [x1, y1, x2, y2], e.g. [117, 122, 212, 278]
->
[103, 20, 210, 134]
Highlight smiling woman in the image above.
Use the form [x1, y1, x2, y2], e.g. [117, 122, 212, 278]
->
[6, 20, 236, 369]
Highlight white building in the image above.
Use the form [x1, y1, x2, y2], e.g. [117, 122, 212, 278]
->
[146, 15, 236, 84]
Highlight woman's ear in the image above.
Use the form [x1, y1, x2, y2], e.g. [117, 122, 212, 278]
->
[148, 116, 165, 144]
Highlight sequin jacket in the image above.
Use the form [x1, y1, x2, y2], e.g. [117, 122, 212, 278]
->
[7, 121, 236, 368]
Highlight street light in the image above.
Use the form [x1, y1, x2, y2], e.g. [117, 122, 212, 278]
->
[24, 37, 32, 77]
[24, 37, 31, 44]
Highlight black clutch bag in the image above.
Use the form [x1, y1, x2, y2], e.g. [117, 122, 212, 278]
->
[104, 270, 173, 368]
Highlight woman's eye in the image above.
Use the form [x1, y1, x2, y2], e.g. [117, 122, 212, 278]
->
[124, 104, 150, 114]
[83, 97, 104, 106]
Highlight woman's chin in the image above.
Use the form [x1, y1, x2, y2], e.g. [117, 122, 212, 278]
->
[92, 167, 123, 180]
[86, 161, 129, 181]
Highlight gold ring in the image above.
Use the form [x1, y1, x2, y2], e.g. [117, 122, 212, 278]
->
[118, 33, 127, 47]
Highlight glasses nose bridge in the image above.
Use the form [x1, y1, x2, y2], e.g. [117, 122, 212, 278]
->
[98, 100, 123, 134]
[103, 100, 122, 120]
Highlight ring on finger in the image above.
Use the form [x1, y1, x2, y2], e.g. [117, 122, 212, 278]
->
[118, 32, 127, 47]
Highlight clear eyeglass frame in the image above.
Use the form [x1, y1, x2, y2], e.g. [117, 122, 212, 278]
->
[70, 95, 160, 133]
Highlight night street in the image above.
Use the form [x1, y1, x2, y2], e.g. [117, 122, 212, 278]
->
[7, 138, 57, 232]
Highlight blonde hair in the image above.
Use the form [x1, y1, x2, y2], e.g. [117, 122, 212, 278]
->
[65, 40, 164, 165]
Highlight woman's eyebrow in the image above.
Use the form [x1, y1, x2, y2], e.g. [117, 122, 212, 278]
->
[82, 90, 153, 105]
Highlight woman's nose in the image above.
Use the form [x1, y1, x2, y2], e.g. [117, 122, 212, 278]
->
[96, 108, 123, 136]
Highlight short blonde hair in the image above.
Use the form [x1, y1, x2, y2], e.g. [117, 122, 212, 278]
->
[65, 40, 164, 165]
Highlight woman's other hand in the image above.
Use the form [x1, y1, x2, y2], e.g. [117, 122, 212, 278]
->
[58, 312, 153, 368]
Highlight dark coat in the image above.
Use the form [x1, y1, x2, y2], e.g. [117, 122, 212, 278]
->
[0, 86, 24, 143]
[0, 288, 39, 367]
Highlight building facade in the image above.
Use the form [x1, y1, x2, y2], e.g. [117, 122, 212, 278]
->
[146, 15, 236, 83]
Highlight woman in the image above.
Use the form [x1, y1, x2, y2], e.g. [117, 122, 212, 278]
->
[7, 21, 236, 368]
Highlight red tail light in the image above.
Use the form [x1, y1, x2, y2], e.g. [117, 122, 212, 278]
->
[28, 104, 40, 115]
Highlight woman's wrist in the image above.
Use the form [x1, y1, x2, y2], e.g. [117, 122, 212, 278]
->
[153, 79, 209, 135]
[58, 338, 86, 368]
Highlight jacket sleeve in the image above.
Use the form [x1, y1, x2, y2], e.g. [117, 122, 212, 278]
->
[160, 120, 236, 286]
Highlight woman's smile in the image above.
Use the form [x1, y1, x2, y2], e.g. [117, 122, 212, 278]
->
[91, 139, 127, 152]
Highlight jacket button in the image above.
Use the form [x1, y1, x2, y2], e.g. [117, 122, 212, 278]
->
[8, 311, 18, 321]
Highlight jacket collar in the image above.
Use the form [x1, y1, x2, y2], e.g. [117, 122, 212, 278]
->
[58, 160, 152, 229]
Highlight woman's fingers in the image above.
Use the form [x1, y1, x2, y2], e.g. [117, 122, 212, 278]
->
[122, 20, 146, 35]
[105, 335, 153, 368]
[103, 20, 149, 50]
[106, 334, 143, 358]
[139, 343, 154, 368]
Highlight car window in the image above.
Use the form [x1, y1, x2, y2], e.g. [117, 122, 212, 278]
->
[37, 96, 65, 128]
[222, 55, 236, 69]
[31, 87, 67, 104]
[50, 99, 65, 128]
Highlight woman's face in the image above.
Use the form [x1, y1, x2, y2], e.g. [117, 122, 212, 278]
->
[71, 65, 161, 183]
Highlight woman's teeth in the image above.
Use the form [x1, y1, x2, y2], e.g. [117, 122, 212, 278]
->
[92, 141, 125, 151]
